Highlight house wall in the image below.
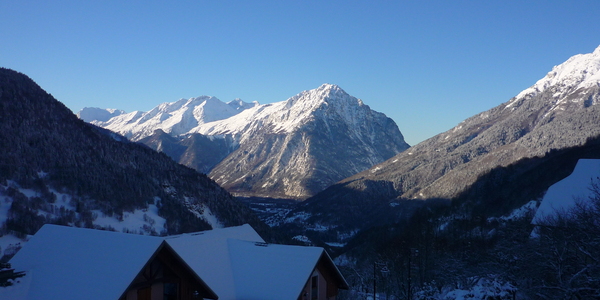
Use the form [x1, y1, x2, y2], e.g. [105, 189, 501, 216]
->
[124, 283, 163, 300]
[125, 283, 163, 300]
[318, 270, 328, 300]
[151, 283, 164, 300]
[297, 268, 337, 300]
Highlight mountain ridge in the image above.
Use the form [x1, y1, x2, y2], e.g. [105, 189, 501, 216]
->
[280, 45, 600, 244]
[84, 83, 410, 199]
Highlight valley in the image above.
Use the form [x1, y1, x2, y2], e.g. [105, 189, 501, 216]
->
[3, 45, 600, 299]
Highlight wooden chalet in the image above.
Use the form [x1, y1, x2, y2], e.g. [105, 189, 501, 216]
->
[2, 224, 349, 300]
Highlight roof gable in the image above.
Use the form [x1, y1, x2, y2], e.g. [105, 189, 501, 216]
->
[165, 224, 265, 300]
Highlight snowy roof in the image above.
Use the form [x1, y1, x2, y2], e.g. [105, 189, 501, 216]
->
[2, 224, 217, 300]
[533, 159, 600, 224]
[164, 224, 265, 300]
[165, 224, 349, 300]
[226, 239, 342, 300]
[2, 224, 348, 300]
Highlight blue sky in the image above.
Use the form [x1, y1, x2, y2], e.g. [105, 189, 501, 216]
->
[2, 1, 600, 145]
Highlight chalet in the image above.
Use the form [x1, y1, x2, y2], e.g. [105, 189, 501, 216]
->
[1, 224, 348, 300]
[165, 224, 349, 300]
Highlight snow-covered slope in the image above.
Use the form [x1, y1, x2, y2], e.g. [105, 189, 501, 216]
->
[515, 46, 600, 101]
[194, 84, 382, 141]
[203, 84, 409, 198]
[87, 84, 409, 199]
[342, 45, 600, 200]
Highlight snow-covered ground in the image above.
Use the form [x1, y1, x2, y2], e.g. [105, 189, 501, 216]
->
[0, 234, 27, 259]
[92, 203, 166, 234]
[488, 200, 538, 223]
[414, 275, 517, 300]
[0, 183, 175, 258]
[183, 197, 223, 229]
[292, 235, 311, 244]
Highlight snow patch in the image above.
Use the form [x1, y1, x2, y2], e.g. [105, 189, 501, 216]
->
[284, 211, 311, 223]
[488, 200, 538, 223]
[183, 197, 223, 229]
[324, 242, 345, 248]
[292, 235, 311, 244]
[306, 223, 331, 232]
[93, 204, 166, 235]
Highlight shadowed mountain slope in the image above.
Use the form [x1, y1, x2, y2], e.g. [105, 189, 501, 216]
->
[0, 68, 270, 240]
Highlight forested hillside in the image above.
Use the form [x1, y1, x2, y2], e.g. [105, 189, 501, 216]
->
[0, 68, 272, 258]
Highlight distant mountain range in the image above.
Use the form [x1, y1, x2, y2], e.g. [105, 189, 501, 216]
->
[0, 68, 272, 259]
[7, 45, 600, 261]
[280, 45, 600, 246]
[83, 84, 410, 199]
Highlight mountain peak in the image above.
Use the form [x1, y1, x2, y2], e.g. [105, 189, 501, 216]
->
[318, 83, 341, 91]
[89, 95, 256, 140]
[315, 83, 349, 98]
[287, 84, 353, 109]
[227, 98, 259, 112]
[84, 82, 409, 199]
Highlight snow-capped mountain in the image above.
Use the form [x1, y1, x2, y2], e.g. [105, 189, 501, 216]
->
[515, 46, 600, 101]
[347, 45, 600, 200]
[89, 96, 259, 141]
[86, 84, 410, 199]
[283, 45, 600, 244]
[204, 84, 409, 199]
[77, 107, 125, 123]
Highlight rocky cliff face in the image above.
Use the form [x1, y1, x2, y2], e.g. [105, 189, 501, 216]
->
[204, 84, 409, 199]
[85, 84, 410, 199]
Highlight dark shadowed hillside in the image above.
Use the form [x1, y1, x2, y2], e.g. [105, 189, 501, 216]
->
[0, 68, 272, 243]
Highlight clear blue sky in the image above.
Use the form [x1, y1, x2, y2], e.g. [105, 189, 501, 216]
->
[2, 1, 600, 145]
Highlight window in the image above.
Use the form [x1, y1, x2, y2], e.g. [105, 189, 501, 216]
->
[137, 286, 151, 300]
[311, 275, 318, 300]
[164, 282, 179, 300]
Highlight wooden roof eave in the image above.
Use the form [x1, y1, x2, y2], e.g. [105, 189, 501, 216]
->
[118, 240, 219, 300]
